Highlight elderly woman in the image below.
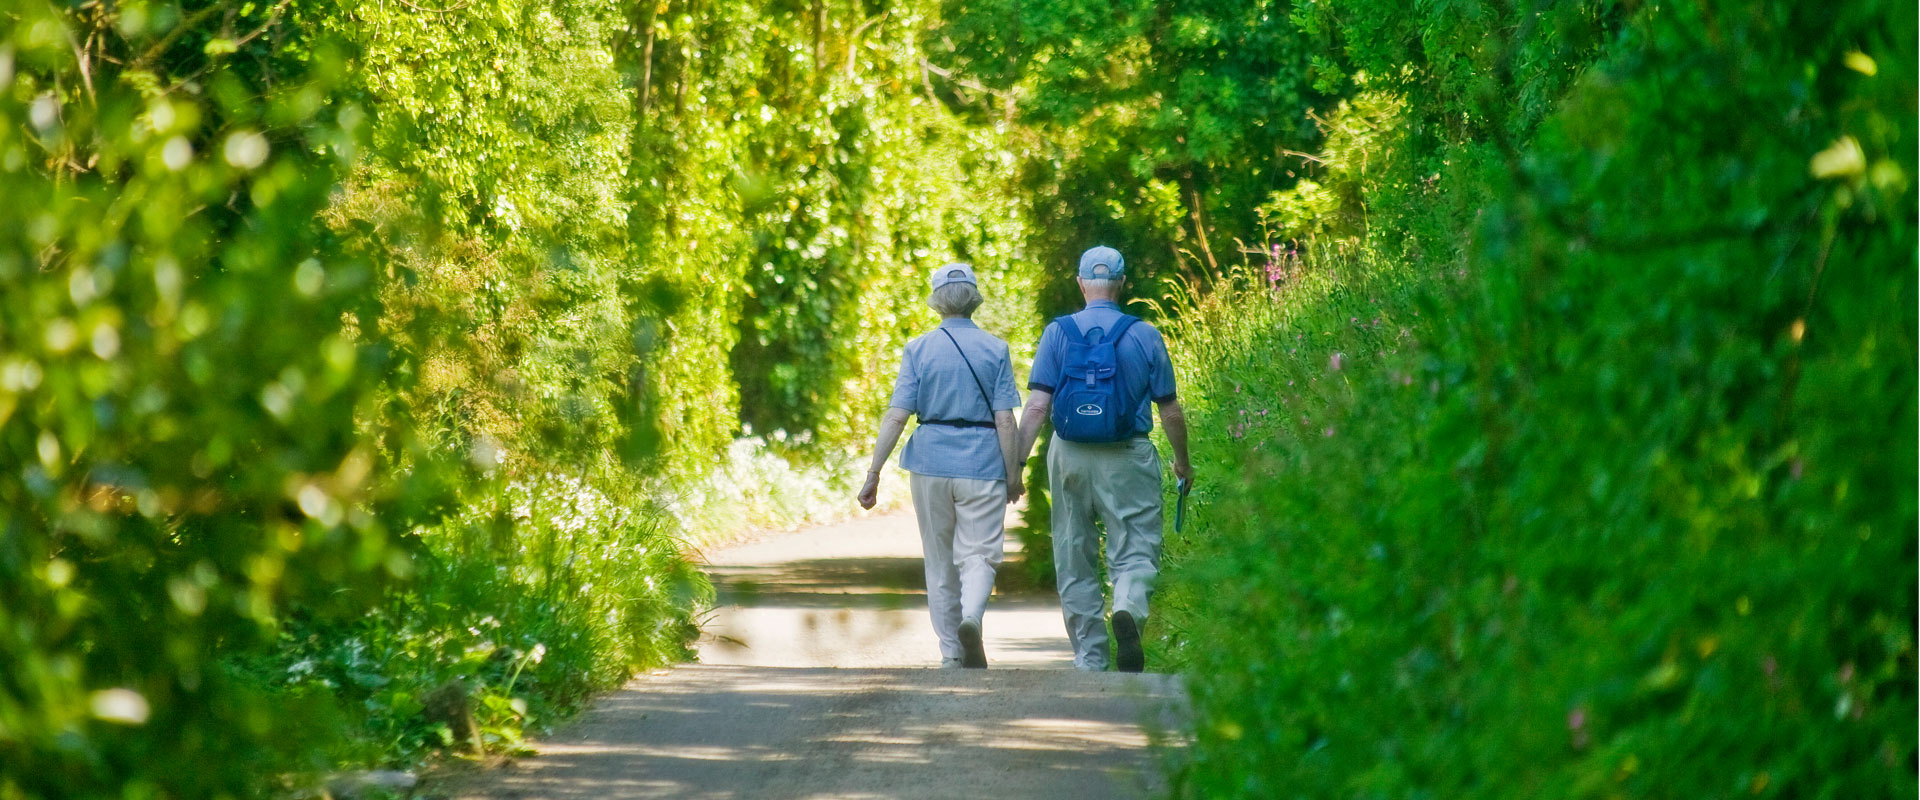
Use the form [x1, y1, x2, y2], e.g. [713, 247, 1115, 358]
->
[858, 262, 1024, 669]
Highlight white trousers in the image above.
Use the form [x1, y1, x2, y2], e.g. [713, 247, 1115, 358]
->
[910, 473, 1006, 661]
[1048, 434, 1165, 670]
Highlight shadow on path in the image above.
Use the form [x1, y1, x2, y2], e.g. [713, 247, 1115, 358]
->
[711, 557, 930, 611]
[696, 512, 1081, 670]
[432, 513, 1189, 800]
[443, 667, 1185, 800]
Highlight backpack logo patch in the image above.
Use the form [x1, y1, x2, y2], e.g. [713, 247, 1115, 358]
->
[1075, 403, 1103, 416]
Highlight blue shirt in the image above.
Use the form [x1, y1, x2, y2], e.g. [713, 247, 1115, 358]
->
[888, 319, 1023, 481]
[1027, 300, 1177, 434]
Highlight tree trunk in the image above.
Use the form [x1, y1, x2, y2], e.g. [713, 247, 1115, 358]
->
[812, 0, 826, 86]
[1181, 171, 1220, 280]
[638, 10, 656, 114]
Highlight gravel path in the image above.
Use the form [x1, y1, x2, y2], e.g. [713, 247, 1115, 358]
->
[435, 512, 1187, 799]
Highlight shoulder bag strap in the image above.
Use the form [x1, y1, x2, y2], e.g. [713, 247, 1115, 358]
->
[938, 327, 996, 420]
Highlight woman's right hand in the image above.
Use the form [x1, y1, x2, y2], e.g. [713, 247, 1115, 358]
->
[857, 471, 880, 509]
[1005, 480, 1025, 505]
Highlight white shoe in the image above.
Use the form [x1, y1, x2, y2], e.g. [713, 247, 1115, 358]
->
[958, 618, 987, 669]
[940, 657, 965, 669]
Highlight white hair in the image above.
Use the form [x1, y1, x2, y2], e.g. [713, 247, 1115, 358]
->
[1079, 277, 1123, 293]
[928, 282, 984, 316]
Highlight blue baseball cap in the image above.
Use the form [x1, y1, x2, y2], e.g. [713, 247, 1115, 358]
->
[1078, 246, 1125, 280]
[929, 262, 977, 289]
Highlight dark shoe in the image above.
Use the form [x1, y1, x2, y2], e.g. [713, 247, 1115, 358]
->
[1113, 611, 1144, 673]
[958, 618, 987, 669]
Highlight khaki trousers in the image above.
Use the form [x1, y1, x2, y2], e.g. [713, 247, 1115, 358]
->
[909, 473, 1006, 661]
[1047, 434, 1164, 671]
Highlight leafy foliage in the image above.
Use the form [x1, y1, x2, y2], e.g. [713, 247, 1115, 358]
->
[256, 475, 707, 765]
[0, 3, 449, 795]
[926, 0, 1333, 563]
[1153, 0, 1917, 797]
[931, 0, 1327, 296]
[1, 0, 1040, 796]
[5, 0, 1910, 797]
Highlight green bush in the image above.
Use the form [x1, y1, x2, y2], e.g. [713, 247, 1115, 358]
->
[931, 0, 1326, 295]
[1, 1, 1043, 795]
[253, 474, 707, 765]
[1157, 0, 1917, 797]
[0, 4, 453, 795]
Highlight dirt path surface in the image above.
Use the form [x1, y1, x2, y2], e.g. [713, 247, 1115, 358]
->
[437, 512, 1187, 799]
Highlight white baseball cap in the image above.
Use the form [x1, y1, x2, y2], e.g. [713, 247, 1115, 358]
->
[929, 262, 977, 289]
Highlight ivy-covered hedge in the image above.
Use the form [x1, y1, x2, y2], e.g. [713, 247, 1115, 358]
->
[622, 0, 1040, 464]
[1, 0, 1038, 796]
[1153, 0, 1916, 797]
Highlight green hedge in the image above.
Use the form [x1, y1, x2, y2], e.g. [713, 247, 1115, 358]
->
[0, 0, 1038, 796]
[0, 4, 446, 795]
[1157, 0, 1916, 797]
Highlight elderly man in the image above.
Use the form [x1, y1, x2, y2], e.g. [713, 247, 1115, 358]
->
[1016, 246, 1191, 672]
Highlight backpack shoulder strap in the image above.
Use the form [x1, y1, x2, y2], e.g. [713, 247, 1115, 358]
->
[1053, 315, 1087, 345]
[1103, 314, 1141, 345]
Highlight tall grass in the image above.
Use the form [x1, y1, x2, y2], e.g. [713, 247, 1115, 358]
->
[1152, 244, 1429, 669]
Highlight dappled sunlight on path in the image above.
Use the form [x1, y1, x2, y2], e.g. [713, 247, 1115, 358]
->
[695, 512, 1078, 669]
[435, 512, 1188, 799]
[447, 667, 1181, 800]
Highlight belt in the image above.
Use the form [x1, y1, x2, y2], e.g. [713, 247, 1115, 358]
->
[1054, 432, 1152, 443]
[918, 418, 995, 429]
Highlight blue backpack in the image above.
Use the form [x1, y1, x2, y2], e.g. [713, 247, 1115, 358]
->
[1048, 313, 1143, 443]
